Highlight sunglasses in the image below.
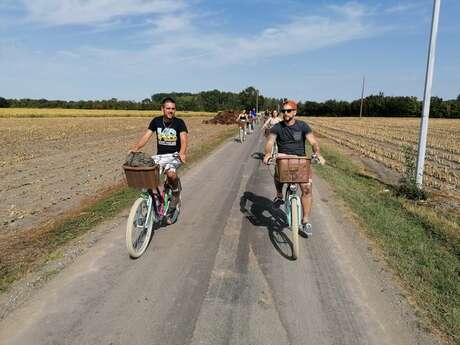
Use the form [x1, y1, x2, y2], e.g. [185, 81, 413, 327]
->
[281, 109, 295, 114]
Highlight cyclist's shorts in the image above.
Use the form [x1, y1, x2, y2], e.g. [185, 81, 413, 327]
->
[152, 153, 182, 173]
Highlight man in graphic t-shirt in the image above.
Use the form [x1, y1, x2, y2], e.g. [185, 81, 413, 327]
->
[263, 100, 325, 237]
[131, 97, 188, 223]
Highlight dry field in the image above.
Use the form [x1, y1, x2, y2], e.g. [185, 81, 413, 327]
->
[0, 108, 214, 118]
[307, 117, 460, 200]
[0, 116, 233, 233]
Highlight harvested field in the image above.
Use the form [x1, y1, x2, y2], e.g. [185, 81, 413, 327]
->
[306, 117, 460, 201]
[0, 116, 232, 233]
[0, 108, 213, 118]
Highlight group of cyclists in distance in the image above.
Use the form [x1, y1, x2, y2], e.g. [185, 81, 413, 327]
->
[130, 97, 325, 237]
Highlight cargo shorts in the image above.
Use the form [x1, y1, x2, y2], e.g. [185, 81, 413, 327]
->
[152, 153, 182, 173]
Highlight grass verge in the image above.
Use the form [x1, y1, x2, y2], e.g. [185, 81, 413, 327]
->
[0, 126, 237, 293]
[314, 144, 459, 343]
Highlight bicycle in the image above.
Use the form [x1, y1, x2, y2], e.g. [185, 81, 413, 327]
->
[238, 120, 247, 142]
[123, 153, 181, 258]
[268, 153, 319, 260]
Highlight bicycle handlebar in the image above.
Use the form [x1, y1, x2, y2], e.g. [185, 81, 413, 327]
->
[266, 153, 319, 166]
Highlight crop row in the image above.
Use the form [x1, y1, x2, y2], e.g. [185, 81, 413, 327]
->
[308, 118, 460, 195]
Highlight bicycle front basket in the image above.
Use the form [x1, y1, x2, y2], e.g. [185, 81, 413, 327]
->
[122, 165, 160, 189]
[275, 157, 311, 183]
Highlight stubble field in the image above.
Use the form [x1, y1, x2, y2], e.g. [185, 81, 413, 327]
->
[307, 117, 460, 203]
[0, 115, 232, 234]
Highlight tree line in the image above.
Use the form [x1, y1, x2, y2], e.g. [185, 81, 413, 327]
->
[1, 88, 459, 118]
[0, 87, 280, 113]
[298, 92, 460, 118]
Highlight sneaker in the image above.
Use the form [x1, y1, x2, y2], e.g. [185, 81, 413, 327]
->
[272, 196, 284, 208]
[299, 222, 312, 237]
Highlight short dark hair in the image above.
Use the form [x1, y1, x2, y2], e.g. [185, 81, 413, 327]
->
[161, 97, 176, 106]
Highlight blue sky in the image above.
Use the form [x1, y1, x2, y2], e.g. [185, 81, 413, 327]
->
[0, 0, 458, 102]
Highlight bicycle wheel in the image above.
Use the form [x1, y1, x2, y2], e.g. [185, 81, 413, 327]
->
[126, 197, 154, 258]
[290, 198, 300, 260]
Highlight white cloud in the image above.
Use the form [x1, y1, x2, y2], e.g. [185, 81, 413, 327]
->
[8, 1, 381, 70]
[384, 2, 422, 14]
[328, 2, 369, 18]
[1, 1, 393, 99]
[21, 0, 185, 25]
[142, 2, 380, 65]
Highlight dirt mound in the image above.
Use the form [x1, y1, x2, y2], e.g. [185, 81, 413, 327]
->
[203, 110, 239, 125]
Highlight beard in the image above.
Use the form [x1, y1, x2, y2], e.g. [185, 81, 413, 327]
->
[283, 114, 294, 122]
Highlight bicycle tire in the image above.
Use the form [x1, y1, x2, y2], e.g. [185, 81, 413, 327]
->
[290, 198, 299, 260]
[126, 197, 154, 258]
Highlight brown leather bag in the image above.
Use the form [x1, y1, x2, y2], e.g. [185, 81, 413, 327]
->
[275, 157, 311, 183]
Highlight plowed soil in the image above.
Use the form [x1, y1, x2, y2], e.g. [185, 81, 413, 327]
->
[0, 117, 231, 234]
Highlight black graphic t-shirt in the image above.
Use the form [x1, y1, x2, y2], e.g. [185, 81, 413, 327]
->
[148, 116, 188, 154]
[270, 120, 312, 156]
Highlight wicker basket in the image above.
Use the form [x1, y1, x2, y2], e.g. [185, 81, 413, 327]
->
[275, 157, 311, 183]
[123, 165, 160, 189]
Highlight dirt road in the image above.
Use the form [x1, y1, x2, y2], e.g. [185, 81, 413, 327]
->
[0, 130, 443, 345]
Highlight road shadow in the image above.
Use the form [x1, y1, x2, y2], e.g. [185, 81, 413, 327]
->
[240, 191, 296, 260]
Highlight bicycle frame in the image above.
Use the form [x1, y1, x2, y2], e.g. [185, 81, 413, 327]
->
[239, 123, 246, 142]
[284, 184, 302, 228]
[139, 162, 173, 225]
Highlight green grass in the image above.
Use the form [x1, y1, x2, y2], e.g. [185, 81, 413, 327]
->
[0, 126, 237, 293]
[314, 145, 460, 343]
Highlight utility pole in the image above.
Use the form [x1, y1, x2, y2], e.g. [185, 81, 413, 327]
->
[256, 89, 259, 113]
[359, 76, 365, 118]
[416, 0, 441, 188]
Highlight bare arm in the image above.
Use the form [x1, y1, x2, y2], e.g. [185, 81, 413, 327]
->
[261, 118, 271, 129]
[130, 129, 154, 153]
[179, 131, 188, 163]
[263, 133, 277, 164]
[306, 133, 326, 165]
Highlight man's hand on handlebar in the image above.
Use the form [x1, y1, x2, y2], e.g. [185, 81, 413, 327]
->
[263, 153, 272, 165]
[312, 153, 326, 165]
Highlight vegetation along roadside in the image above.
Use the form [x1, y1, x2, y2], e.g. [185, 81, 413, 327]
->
[314, 143, 459, 344]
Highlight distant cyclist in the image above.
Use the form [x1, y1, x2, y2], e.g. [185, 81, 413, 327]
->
[263, 100, 325, 236]
[237, 110, 249, 136]
[250, 108, 257, 131]
[130, 97, 188, 224]
[262, 110, 281, 137]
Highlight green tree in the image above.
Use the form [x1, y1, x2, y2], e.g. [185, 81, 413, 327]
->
[239, 86, 258, 110]
[0, 97, 9, 108]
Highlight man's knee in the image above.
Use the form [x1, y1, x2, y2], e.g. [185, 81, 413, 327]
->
[300, 182, 312, 195]
[166, 170, 177, 180]
[166, 171, 181, 189]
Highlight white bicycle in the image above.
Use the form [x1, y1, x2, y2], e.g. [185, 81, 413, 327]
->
[123, 154, 181, 258]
